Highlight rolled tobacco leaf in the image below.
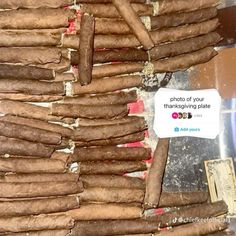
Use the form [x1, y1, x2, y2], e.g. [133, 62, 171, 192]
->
[79, 14, 95, 85]
[144, 138, 170, 209]
[3, 229, 71, 236]
[51, 103, 128, 119]
[112, 0, 154, 50]
[71, 146, 151, 162]
[0, 196, 79, 217]
[67, 204, 142, 220]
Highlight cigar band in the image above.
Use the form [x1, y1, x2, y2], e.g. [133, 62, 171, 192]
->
[152, 1, 159, 16]
[140, 16, 151, 31]
[142, 62, 154, 76]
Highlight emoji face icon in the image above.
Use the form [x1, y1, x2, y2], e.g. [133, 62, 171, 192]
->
[172, 112, 178, 119]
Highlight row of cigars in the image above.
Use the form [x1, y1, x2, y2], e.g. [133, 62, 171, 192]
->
[0, 0, 228, 235]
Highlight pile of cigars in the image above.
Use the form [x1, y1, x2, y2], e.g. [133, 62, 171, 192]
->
[0, 0, 228, 235]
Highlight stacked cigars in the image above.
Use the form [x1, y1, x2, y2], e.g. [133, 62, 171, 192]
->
[0, 0, 228, 235]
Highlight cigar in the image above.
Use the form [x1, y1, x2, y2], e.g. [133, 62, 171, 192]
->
[2, 173, 79, 183]
[0, 214, 74, 233]
[0, 79, 64, 95]
[144, 139, 169, 209]
[79, 187, 144, 203]
[55, 73, 75, 82]
[92, 62, 144, 79]
[81, 175, 145, 189]
[0, 100, 64, 122]
[151, 7, 218, 30]
[64, 18, 218, 50]
[86, 7, 217, 35]
[152, 47, 218, 73]
[72, 201, 228, 235]
[153, 220, 227, 236]
[95, 19, 219, 49]
[113, 0, 154, 50]
[0, 31, 60, 47]
[0, 115, 73, 138]
[0, 136, 55, 158]
[3, 229, 71, 236]
[159, 191, 209, 208]
[51, 103, 128, 119]
[72, 146, 151, 162]
[78, 116, 143, 126]
[67, 204, 142, 220]
[72, 118, 147, 141]
[0, 9, 75, 29]
[0, 64, 54, 80]
[3, 28, 68, 34]
[79, 161, 147, 175]
[79, 14, 95, 86]
[0, 181, 83, 198]
[0, 158, 66, 173]
[80, 3, 153, 18]
[73, 32, 220, 64]
[0, 0, 74, 9]
[0, 93, 63, 102]
[0, 47, 63, 65]
[157, 0, 220, 15]
[0, 196, 79, 217]
[72, 75, 143, 95]
[75, 131, 145, 147]
[64, 91, 137, 105]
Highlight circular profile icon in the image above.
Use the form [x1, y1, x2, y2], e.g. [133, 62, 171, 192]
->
[172, 112, 178, 119]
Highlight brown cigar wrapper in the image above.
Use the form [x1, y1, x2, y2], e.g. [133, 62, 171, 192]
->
[67, 204, 142, 220]
[153, 47, 218, 73]
[75, 131, 145, 147]
[0, 214, 74, 233]
[72, 32, 220, 64]
[157, 0, 220, 15]
[0, 79, 65, 95]
[0, 100, 65, 122]
[81, 175, 145, 189]
[64, 90, 137, 105]
[79, 187, 144, 203]
[0, 121, 61, 144]
[0, 196, 79, 217]
[81, 3, 153, 18]
[0, 136, 54, 158]
[72, 118, 147, 141]
[3, 229, 71, 236]
[72, 75, 143, 95]
[72, 146, 151, 162]
[0, 181, 83, 198]
[78, 116, 143, 127]
[77, 0, 145, 3]
[0, 64, 54, 80]
[153, 220, 227, 236]
[0, 32, 60, 47]
[0, 0, 74, 9]
[65, 18, 218, 49]
[79, 161, 147, 175]
[0, 115, 73, 138]
[72, 201, 227, 235]
[1, 173, 79, 183]
[0, 158, 66, 173]
[112, 0, 154, 50]
[0, 94, 62, 102]
[55, 73, 75, 82]
[0, 9, 75, 29]
[144, 138, 170, 208]
[79, 14, 95, 85]
[92, 62, 144, 79]
[0, 47, 63, 65]
[51, 103, 128, 119]
[86, 7, 217, 35]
